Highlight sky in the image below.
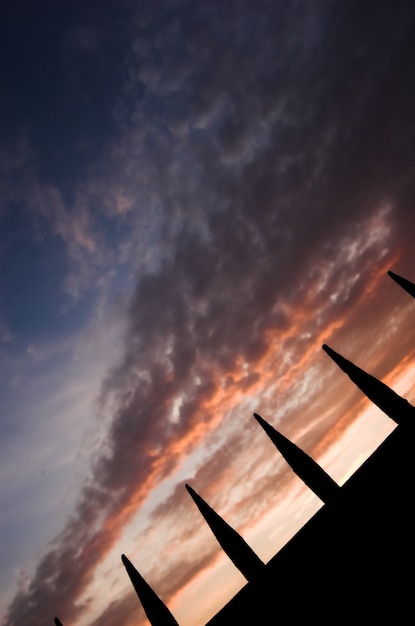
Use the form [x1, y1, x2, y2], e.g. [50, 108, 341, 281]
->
[2, 1, 415, 625]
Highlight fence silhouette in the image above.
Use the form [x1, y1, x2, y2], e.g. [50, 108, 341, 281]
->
[56, 269, 415, 625]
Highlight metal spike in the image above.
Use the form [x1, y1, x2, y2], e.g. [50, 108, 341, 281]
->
[253, 413, 340, 504]
[185, 484, 264, 581]
[121, 554, 179, 626]
[322, 344, 415, 426]
[388, 270, 415, 298]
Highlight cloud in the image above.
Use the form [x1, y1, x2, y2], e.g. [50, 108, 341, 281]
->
[3, 220, 397, 626]
[4, 2, 415, 625]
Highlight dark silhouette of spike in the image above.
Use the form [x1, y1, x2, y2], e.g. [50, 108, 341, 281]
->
[121, 554, 179, 626]
[253, 413, 340, 504]
[185, 484, 264, 581]
[388, 270, 415, 298]
[54, 619, 63, 626]
[322, 344, 415, 426]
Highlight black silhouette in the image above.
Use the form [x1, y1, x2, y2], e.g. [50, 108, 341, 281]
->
[121, 554, 179, 626]
[388, 270, 415, 298]
[185, 483, 264, 581]
[53, 269, 415, 624]
[253, 412, 340, 504]
[322, 343, 415, 426]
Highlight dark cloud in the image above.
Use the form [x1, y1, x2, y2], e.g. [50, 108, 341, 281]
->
[4, 2, 415, 625]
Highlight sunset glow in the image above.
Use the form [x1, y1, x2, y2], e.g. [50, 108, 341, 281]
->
[2, 3, 415, 626]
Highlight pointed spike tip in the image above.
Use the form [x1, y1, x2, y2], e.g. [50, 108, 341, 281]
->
[254, 413, 274, 436]
[253, 413, 277, 438]
[322, 343, 415, 426]
[185, 474, 264, 581]
[253, 412, 264, 424]
[185, 483, 197, 498]
[253, 412, 279, 439]
[322, 344, 341, 363]
[387, 270, 415, 298]
[254, 410, 340, 504]
[121, 553, 180, 625]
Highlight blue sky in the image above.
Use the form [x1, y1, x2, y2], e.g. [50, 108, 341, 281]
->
[2, 2, 415, 625]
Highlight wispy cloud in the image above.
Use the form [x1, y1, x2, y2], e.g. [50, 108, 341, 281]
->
[3, 2, 415, 626]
